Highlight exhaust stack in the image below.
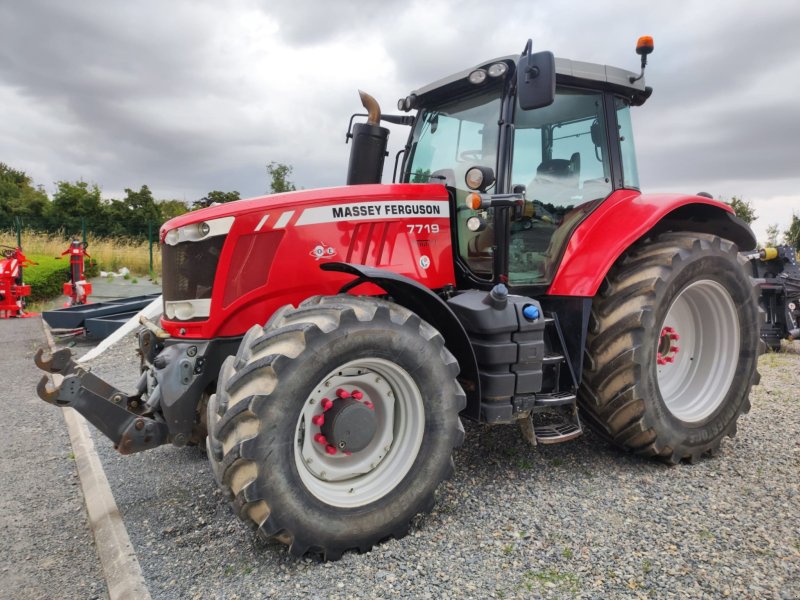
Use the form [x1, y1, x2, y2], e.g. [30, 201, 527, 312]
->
[346, 90, 390, 185]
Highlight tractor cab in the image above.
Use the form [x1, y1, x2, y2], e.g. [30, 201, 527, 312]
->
[398, 40, 652, 289]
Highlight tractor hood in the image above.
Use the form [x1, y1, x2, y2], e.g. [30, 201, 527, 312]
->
[161, 184, 448, 242]
[158, 182, 455, 340]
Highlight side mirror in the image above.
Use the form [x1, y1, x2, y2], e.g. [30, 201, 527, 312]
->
[516, 41, 555, 111]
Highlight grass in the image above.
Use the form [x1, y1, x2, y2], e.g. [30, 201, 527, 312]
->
[517, 458, 534, 470]
[521, 568, 580, 593]
[1, 230, 160, 276]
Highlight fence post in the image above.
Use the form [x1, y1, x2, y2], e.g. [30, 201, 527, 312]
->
[15, 216, 22, 248]
[148, 221, 154, 275]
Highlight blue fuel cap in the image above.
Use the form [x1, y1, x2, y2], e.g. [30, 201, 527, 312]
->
[522, 304, 540, 320]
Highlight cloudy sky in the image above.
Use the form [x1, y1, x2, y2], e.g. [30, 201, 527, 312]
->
[1, 0, 798, 242]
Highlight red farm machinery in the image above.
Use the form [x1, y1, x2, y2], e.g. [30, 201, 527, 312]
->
[0, 245, 35, 318]
[35, 37, 763, 559]
[61, 239, 92, 306]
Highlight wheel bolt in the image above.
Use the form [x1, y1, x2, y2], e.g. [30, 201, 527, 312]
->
[657, 357, 667, 365]
[671, 345, 680, 353]
[312, 414, 325, 426]
[336, 388, 350, 399]
[325, 445, 337, 455]
[321, 398, 333, 412]
[665, 356, 674, 363]
[352, 390, 363, 400]
[364, 400, 374, 410]
[314, 433, 328, 445]
[670, 333, 680, 341]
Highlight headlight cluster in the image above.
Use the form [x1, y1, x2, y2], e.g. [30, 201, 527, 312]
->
[163, 216, 234, 246]
[469, 62, 508, 86]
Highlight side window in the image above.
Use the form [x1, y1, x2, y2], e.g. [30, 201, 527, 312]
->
[615, 98, 640, 189]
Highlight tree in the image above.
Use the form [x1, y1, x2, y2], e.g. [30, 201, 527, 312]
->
[726, 196, 756, 225]
[267, 162, 296, 194]
[48, 180, 104, 235]
[765, 224, 780, 247]
[159, 199, 190, 220]
[0, 163, 49, 229]
[784, 213, 800, 250]
[122, 185, 161, 236]
[192, 190, 240, 210]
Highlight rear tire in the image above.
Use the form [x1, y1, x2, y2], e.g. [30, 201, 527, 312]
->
[207, 295, 465, 559]
[579, 232, 762, 463]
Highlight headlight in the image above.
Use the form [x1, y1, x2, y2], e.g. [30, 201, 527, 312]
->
[163, 216, 235, 246]
[464, 166, 495, 192]
[465, 167, 485, 190]
[487, 62, 508, 78]
[467, 216, 486, 232]
[468, 69, 487, 85]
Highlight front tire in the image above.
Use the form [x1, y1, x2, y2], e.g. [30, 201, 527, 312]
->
[207, 295, 465, 559]
[579, 233, 762, 463]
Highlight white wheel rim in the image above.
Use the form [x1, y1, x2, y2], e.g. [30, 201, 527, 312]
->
[656, 279, 740, 423]
[293, 358, 425, 508]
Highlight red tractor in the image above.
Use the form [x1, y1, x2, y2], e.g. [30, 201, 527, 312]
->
[36, 38, 762, 559]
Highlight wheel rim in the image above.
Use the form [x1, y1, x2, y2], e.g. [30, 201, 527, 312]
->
[294, 358, 425, 508]
[656, 279, 740, 423]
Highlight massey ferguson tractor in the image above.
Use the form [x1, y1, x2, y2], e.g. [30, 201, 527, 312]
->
[35, 37, 763, 560]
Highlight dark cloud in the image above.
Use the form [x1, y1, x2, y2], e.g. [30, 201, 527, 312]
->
[0, 0, 797, 231]
[255, 0, 405, 45]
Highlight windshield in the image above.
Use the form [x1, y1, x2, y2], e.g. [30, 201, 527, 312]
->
[405, 89, 502, 279]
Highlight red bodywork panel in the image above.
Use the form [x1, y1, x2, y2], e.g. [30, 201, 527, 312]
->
[547, 190, 736, 297]
[161, 184, 455, 339]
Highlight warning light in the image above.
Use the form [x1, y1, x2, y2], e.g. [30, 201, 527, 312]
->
[636, 36, 654, 56]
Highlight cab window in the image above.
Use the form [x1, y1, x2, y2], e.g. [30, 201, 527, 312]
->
[508, 88, 612, 285]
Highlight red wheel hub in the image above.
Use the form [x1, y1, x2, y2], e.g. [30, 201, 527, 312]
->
[657, 326, 680, 365]
[310, 387, 376, 455]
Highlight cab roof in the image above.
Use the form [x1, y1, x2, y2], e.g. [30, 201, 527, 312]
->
[406, 54, 650, 109]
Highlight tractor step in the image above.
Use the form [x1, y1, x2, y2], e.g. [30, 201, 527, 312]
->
[519, 404, 583, 446]
[533, 390, 575, 407]
[533, 418, 583, 444]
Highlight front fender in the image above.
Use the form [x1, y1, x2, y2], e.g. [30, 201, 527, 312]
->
[548, 190, 756, 297]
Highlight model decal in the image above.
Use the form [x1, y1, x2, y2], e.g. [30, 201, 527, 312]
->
[295, 201, 449, 226]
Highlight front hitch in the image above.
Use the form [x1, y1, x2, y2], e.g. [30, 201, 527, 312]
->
[34, 347, 168, 454]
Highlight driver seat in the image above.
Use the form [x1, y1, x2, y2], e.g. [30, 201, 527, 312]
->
[528, 152, 581, 207]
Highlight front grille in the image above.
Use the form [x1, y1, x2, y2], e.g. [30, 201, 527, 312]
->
[162, 236, 226, 302]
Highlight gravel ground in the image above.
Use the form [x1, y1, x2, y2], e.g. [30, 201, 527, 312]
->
[0, 318, 107, 600]
[79, 335, 800, 599]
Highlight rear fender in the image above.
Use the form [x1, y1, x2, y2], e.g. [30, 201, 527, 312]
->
[548, 191, 757, 297]
[321, 262, 481, 419]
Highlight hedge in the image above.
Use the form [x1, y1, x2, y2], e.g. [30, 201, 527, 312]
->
[21, 254, 99, 302]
